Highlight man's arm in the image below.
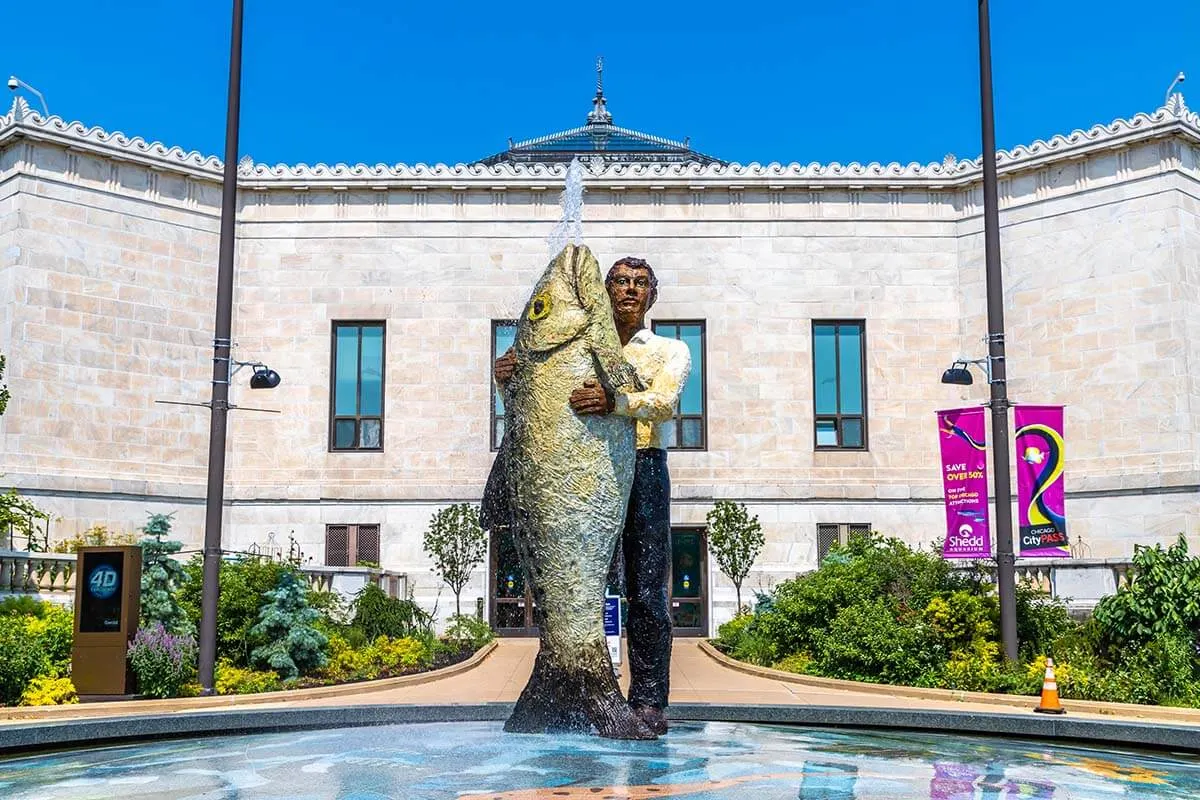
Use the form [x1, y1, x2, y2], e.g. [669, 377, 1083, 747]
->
[612, 340, 691, 423]
[494, 347, 516, 387]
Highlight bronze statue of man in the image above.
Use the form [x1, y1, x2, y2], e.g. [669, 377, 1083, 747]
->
[495, 256, 690, 735]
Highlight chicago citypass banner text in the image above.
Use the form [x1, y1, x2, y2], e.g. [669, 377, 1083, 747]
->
[936, 407, 991, 559]
[1015, 405, 1069, 557]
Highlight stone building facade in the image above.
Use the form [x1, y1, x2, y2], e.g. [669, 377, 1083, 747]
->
[1, 89, 1198, 634]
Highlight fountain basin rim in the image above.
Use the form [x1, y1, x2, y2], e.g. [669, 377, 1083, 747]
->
[2, 702, 1199, 758]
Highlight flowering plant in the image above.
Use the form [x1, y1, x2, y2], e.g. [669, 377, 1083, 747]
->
[127, 622, 197, 698]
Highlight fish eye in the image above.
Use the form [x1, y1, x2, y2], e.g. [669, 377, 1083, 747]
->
[528, 292, 552, 321]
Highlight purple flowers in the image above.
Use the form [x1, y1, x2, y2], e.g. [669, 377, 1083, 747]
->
[127, 622, 197, 698]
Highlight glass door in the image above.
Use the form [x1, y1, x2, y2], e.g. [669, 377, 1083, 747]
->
[489, 529, 538, 636]
[669, 528, 707, 636]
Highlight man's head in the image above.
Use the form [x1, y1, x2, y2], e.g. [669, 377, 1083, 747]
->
[605, 257, 658, 326]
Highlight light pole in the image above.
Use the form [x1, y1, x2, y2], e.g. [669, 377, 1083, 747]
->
[977, 0, 1019, 662]
[6, 76, 49, 116]
[198, 0, 246, 694]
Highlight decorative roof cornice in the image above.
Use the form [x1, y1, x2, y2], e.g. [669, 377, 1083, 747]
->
[2, 94, 1197, 189]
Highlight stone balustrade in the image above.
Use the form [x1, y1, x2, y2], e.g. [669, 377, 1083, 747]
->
[0, 550, 77, 600]
[0, 550, 407, 606]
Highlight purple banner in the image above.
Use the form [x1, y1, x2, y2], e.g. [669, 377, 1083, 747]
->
[936, 408, 991, 559]
[1015, 405, 1069, 557]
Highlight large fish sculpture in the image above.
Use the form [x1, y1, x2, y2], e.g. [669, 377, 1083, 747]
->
[482, 243, 653, 740]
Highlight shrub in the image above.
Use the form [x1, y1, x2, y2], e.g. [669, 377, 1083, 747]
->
[771, 652, 814, 674]
[712, 613, 753, 653]
[1015, 580, 1076, 661]
[924, 590, 998, 652]
[0, 616, 49, 706]
[812, 599, 941, 685]
[351, 583, 432, 641]
[249, 571, 328, 680]
[318, 633, 432, 683]
[24, 605, 73, 676]
[214, 659, 283, 695]
[19, 676, 78, 706]
[1093, 535, 1200, 654]
[51, 524, 137, 553]
[127, 623, 198, 699]
[178, 555, 294, 667]
[443, 614, 495, 651]
[138, 513, 192, 635]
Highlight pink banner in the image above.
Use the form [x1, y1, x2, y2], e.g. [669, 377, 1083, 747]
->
[936, 408, 991, 559]
[1015, 405, 1069, 557]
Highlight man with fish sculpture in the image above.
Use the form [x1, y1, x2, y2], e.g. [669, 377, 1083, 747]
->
[487, 248, 690, 740]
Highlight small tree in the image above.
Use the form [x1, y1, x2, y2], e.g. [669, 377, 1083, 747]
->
[249, 571, 328, 680]
[422, 503, 487, 618]
[139, 513, 192, 635]
[706, 500, 765, 615]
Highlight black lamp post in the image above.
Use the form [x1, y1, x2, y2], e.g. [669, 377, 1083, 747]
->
[976, 0, 1019, 662]
[198, 0, 246, 694]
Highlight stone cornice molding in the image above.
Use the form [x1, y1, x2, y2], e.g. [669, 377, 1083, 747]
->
[2, 94, 1198, 191]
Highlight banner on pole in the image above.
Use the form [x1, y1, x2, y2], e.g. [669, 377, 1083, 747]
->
[1015, 405, 1069, 557]
[936, 407, 991, 559]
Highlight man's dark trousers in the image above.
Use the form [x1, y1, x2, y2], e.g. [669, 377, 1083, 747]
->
[616, 447, 672, 710]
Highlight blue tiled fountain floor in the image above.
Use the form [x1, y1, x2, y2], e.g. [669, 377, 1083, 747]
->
[2, 721, 1198, 799]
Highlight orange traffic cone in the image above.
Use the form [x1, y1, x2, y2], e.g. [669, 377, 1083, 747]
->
[1034, 657, 1066, 715]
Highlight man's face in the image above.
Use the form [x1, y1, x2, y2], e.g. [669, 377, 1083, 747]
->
[607, 265, 655, 325]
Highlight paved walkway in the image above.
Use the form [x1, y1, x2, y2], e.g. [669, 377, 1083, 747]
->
[7, 638, 1200, 728]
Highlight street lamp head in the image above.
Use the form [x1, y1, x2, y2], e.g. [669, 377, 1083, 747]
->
[941, 364, 974, 386]
[6, 77, 17, 91]
[249, 365, 281, 389]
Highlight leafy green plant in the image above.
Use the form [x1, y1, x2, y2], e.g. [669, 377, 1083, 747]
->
[51, 524, 137, 553]
[351, 583, 432, 641]
[0, 616, 49, 706]
[127, 623, 198, 699]
[1093, 535, 1200, 653]
[0, 489, 52, 551]
[812, 599, 941, 685]
[178, 555, 294, 666]
[214, 659, 283, 695]
[139, 513, 192, 635]
[249, 571, 329, 680]
[19, 676, 78, 706]
[0, 353, 9, 417]
[443, 613, 495, 651]
[422, 503, 486, 618]
[706, 500, 765, 614]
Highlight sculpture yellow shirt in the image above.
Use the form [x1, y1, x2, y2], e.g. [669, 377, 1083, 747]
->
[613, 328, 692, 450]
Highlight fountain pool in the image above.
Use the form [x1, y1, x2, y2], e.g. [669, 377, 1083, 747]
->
[2, 720, 1199, 799]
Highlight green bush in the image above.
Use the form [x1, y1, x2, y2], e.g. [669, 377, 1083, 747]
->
[0, 616, 49, 706]
[19, 676, 78, 706]
[443, 614, 495, 651]
[23, 604, 73, 675]
[178, 555, 294, 667]
[127, 623, 198, 699]
[811, 599, 941, 685]
[1093, 535, 1200, 654]
[249, 571, 328, 680]
[351, 583, 433, 641]
[214, 659, 283, 695]
[318, 633, 433, 683]
[713, 613, 753, 653]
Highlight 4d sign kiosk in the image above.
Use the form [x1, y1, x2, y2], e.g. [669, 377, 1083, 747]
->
[72, 546, 141, 695]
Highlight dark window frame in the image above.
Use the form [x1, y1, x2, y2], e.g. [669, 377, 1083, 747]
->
[816, 522, 872, 562]
[811, 319, 868, 451]
[490, 319, 518, 452]
[324, 523, 381, 567]
[650, 319, 708, 452]
[329, 320, 386, 452]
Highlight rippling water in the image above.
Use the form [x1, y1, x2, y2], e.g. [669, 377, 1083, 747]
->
[2, 721, 1198, 799]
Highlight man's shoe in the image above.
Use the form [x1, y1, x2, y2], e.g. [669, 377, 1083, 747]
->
[632, 704, 668, 735]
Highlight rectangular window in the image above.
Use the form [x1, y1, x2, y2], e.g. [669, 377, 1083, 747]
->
[651, 320, 706, 450]
[325, 523, 381, 567]
[816, 522, 871, 562]
[812, 320, 867, 450]
[491, 320, 518, 450]
[330, 322, 385, 451]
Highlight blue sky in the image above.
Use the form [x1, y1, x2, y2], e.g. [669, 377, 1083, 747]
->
[6, 1, 1197, 167]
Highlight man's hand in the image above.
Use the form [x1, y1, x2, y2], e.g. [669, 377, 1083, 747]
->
[494, 349, 517, 384]
[569, 379, 614, 416]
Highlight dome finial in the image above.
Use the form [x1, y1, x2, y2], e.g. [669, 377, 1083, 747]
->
[587, 57, 612, 125]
